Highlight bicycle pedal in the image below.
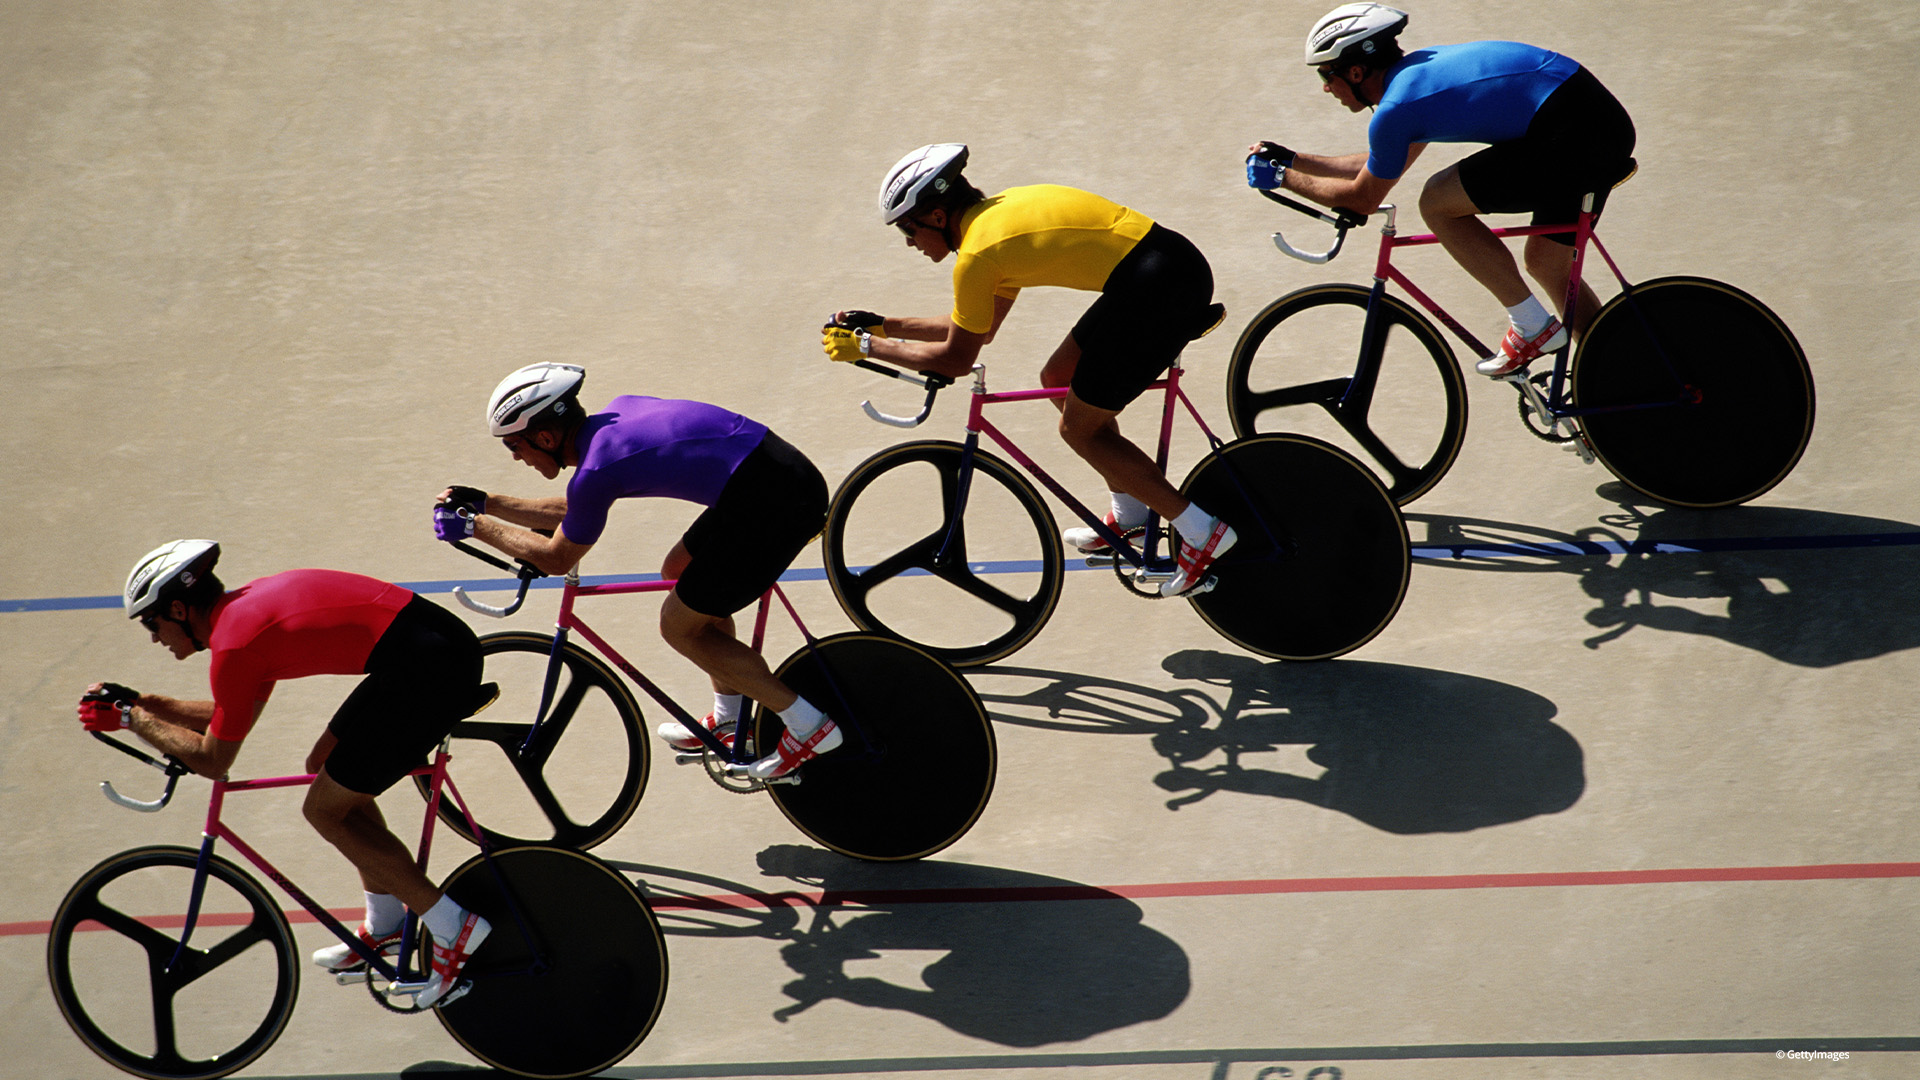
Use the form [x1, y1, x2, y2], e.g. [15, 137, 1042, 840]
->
[1188, 575, 1219, 596]
[1131, 567, 1177, 585]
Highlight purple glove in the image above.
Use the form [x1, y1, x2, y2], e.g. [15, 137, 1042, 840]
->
[433, 504, 476, 543]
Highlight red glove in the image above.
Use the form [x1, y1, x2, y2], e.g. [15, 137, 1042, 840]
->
[79, 699, 131, 732]
[79, 682, 137, 731]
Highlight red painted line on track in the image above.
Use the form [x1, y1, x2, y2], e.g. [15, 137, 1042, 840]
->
[12, 862, 1915, 936]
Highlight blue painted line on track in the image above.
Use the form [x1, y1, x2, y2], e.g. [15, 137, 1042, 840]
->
[11, 532, 1920, 615]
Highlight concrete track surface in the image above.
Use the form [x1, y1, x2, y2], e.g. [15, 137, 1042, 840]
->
[4, 3, 1917, 1079]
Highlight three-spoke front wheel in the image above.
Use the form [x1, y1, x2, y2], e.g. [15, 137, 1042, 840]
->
[823, 440, 1064, 668]
[417, 631, 648, 851]
[1227, 283, 1467, 506]
[47, 845, 299, 1080]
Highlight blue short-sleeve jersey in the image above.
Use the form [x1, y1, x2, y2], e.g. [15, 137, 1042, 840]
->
[1366, 42, 1580, 180]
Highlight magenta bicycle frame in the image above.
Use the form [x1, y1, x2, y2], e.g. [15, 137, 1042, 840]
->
[529, 577, 848, 762]
[944, 360, 1229, 570]
[172, 747, 484, 981]
[1356, 204, 1685, 416]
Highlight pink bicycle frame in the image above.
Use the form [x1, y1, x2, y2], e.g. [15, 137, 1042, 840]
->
[948, 360, 1229, 567]
[172, 747, 483, 980]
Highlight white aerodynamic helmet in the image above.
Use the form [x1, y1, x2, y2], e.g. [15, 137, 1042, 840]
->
[487, 363, 586, 437]
[878, 143, 969, 225]
[124, 539, 220, 620]
[1306, 3, 1409, 66]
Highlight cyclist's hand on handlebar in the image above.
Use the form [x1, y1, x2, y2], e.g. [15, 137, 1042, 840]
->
[432, 504, 477, 543]
[825, 310, 887, 336]
[822, 326, 871, 364]
[78, 683, 137, 731]
[437, 485, 487, 514]
[1246, 142, 1296, 190]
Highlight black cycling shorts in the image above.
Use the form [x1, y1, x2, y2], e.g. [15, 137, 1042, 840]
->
[677, 430, 829, 618]
[324, 594, 484, 795]
[1457, 66, 1637, 246]
[1069, 223, 1217, 411]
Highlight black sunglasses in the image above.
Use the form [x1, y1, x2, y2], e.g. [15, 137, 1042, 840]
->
[139, 614, 161, 633]
[896, 216, 931, 239]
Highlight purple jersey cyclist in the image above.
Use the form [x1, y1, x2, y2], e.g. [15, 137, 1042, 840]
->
[433, 364, 840, 780]
[1248, 4, 1635, 377]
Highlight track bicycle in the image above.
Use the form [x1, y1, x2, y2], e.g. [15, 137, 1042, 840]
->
[47, 724, 665, 1080]
[1226, 174, 1815, 508]
[820, 350, 1412, 669]
[438, 543, 995, 862]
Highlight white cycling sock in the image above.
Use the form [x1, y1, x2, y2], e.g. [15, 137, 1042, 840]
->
[1506, 296, 1552, 338]
[422, 894, 466, 944]
[365, 892, 405, 937]
[712, 692, 744, 727]
[1109, 492, 1149, 528]
[1171, 503, 1216, 543]
[778, 696, 825, 740]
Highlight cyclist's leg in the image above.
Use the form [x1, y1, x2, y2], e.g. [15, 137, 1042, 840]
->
[1058, 223, 1215, 525]
[1418, 165, 1533, 308]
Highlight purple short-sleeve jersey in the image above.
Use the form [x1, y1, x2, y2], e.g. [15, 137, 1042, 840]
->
[560, 396, 769, 545]
[1366, 42, 1580, 180]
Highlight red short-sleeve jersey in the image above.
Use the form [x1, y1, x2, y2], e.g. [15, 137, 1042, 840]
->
[204, 570, 413, 741]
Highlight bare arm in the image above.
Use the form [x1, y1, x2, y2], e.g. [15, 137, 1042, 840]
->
[124, 695, 246, 779]
[867, 294, 1015, 378]
[479, 493, 568, 531]
[1281, 144, 1425, 216]
[471, 514, 593, 576]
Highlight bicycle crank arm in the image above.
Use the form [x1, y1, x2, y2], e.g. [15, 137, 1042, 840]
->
[721, 764, 801, 786]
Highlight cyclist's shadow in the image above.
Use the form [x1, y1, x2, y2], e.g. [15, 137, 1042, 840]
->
[1411, 490, 1920, 667]
[611, 849, 1190, 1048]
[1150, 651, 1583, 833]
[975, 660, 1581, 834]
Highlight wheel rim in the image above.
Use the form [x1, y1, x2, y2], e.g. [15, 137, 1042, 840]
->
[1183, 435, 1410, 659]
[1574, 277, 1813, 507]
[758, 634, 996, 860]
[1227, 284, 1466, 505]
[419, 632, 647, 850]
[48, 846, 297, 1080]
[824, 441, 1063, 666]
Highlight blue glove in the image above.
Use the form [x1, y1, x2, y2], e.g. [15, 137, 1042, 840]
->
[433, 504, 476, 543]
[1246, 143, 1295, 190]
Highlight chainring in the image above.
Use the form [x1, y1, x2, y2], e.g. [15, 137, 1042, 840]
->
[702, 721, 764, 794]
[1517, 371, 1578, 444]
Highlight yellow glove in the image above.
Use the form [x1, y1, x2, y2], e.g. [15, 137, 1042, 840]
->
[823, 326, 871, 364]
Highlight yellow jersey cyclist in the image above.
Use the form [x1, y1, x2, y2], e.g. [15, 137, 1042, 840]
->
[1248, 4, 1636, 377]
[434, 363, 840, 780]
[824, 144, 1234, 597]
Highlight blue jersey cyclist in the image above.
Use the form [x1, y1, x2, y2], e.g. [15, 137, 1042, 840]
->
[434, 363, 838, 780]
[823, 144, 1235, 597]
[1248, 4, 1636, 377]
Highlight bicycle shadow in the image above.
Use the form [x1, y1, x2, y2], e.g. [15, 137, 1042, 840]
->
[1154, 651, 1582, 833]
[606, 848, 1190, 1048]
[976, 660, 1581, 834]
[1410, 493, 1920, 666]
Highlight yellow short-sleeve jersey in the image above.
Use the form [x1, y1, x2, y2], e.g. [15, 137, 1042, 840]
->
[948, 185, 1155, 334]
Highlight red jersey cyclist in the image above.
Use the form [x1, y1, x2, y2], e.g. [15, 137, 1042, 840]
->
[823, 144, 1234, 597]
[1247, 4, 1636, 376]
[77, 540, 490, 1008]
[433, 363, 839, 780]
